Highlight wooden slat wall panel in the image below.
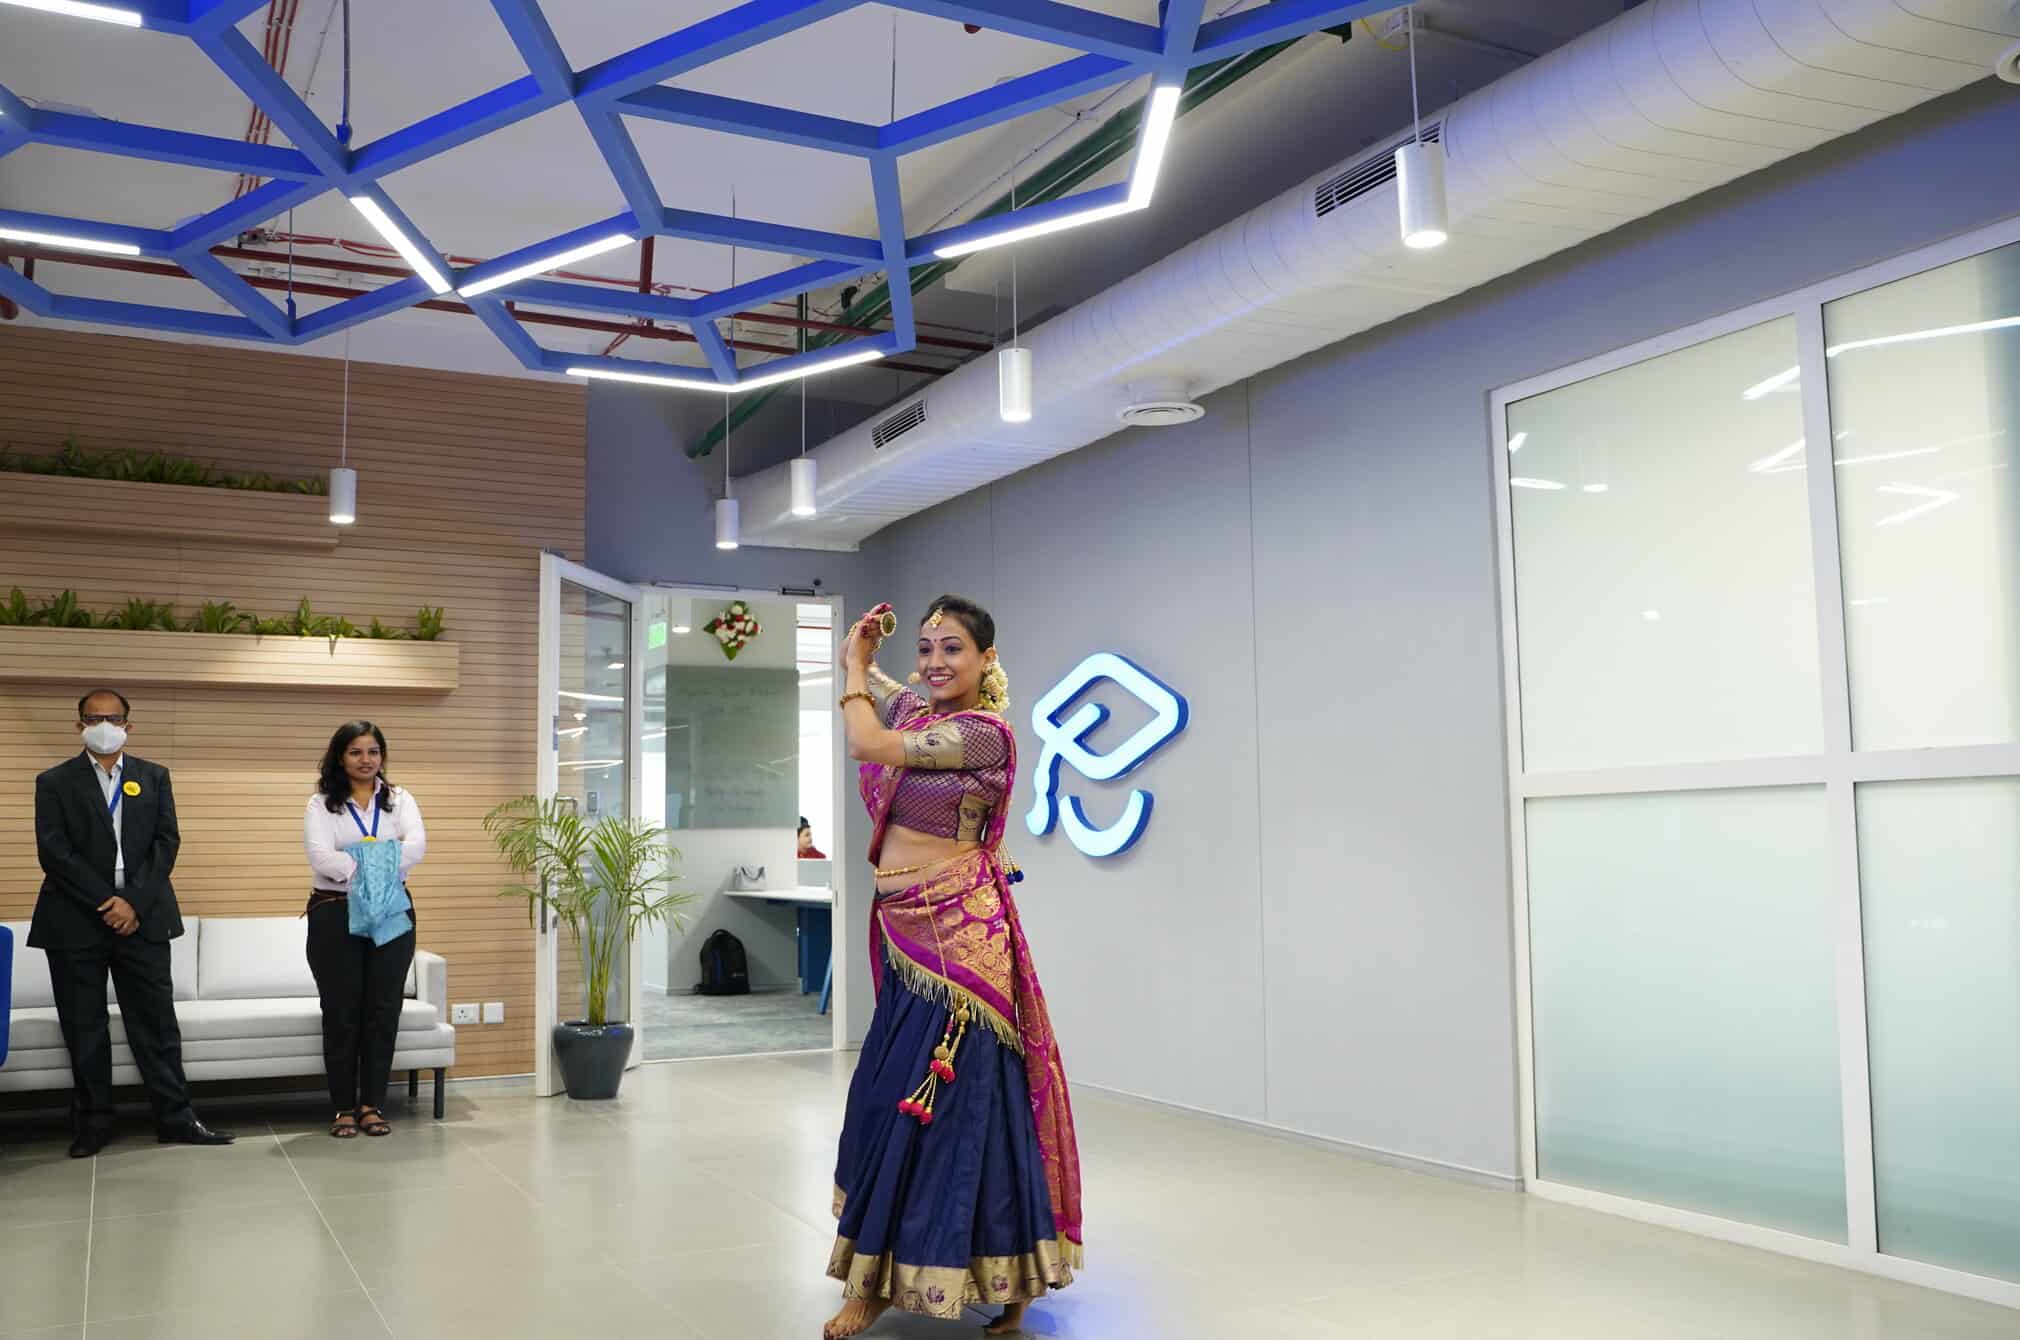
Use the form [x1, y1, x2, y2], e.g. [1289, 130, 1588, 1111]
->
[0, 475, 338, 550]
[0, 326, 584, 1079]
[0, 628, 461, 691]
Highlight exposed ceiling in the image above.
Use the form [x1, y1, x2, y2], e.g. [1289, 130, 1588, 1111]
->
[0, 1, 1616, 400]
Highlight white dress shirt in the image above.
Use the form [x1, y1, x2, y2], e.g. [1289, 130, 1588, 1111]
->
[89, 752, 125, 890]
[304, 787, 426, 893]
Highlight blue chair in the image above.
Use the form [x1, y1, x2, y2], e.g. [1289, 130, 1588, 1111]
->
[0, 923, 13, 1070]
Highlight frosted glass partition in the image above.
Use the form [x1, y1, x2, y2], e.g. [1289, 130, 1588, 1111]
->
[1860, 778, 2020, 1281]
[1824, 241, 2020, 751]
[1528, 787, 1846, 1241]
[1505, 318, 1823, 773]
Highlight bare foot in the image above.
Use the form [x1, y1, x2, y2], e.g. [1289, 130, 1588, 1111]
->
[983, 1302, 1029, 1335]
[823, 1296, 888, 1339]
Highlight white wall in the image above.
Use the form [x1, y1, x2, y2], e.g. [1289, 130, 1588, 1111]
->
[660, 827, 805, 992]
[854, 83, 2020, 1182]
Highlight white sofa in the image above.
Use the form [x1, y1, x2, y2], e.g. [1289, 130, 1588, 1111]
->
[1, 916, 455, 1117]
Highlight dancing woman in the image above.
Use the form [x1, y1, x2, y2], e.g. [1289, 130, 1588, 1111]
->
[824, 596, 1082, 1339]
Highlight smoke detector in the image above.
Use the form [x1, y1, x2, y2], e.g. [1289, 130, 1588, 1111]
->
[1117, 377, 1204, 428]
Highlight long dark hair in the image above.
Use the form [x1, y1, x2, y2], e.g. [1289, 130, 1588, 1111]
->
[319, 720, 395, 814]
[921, 594, 996, 650]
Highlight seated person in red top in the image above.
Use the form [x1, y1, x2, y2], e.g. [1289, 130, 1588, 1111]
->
[797, 817, 827, 861]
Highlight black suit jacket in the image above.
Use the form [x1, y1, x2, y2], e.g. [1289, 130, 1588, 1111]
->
[31, 753, 184, 950]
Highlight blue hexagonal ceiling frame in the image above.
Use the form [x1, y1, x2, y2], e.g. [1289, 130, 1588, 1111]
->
[0, 0, 1386, 390]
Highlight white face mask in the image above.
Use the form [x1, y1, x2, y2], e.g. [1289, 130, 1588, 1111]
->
[82, 722, 128, 756]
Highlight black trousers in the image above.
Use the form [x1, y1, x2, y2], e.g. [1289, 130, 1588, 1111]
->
[305, 900, 416, 1112]
[45, 933, 196, 1133]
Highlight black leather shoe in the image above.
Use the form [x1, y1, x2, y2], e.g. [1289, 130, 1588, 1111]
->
[68, 1129, 113, 1159]
[156, 1118, 235, 1146]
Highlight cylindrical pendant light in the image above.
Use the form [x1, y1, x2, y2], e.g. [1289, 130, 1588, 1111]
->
[330, 329, 358, 524]
[1395, 7, 1448, 250]
[999, 157, 1034, 424]
[999, 346, 1032, 423]
[1396, 141, 1447, 249]
[328, 466, 358, 525]
[790, 298, 818, 517]
[790, 456, 818, 517]
[717, 194, 742, 550]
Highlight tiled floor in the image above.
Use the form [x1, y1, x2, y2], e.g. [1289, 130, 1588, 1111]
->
[640, 987, 832, 1061]
[2, 1054, 2015, 1339]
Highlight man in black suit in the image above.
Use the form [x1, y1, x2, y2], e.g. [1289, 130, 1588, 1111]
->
[32, 688, 233, 1158]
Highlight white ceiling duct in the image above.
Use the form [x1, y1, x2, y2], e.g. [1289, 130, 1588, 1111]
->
[740, 0, 2020, 551]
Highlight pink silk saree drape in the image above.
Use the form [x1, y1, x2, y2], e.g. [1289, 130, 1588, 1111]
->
[860, 709, 1085, 1262]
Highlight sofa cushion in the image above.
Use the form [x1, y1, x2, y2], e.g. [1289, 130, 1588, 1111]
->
[172, 997, 442, 1040]
[194, 916, 418, 1000]
[4, 922, 51, 1009]
[4, 1008, 64, 1052]
[3, 919, 201, 1008]
[196, 916, 319, 1000]
[1, 999, 441, 1056]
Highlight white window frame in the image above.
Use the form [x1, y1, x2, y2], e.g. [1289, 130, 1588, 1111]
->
[1492, 211, 2020, 1311]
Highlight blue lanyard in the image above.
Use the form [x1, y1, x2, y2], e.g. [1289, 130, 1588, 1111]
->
[346, 798, 381, 841]
[106, 774, 121, 820]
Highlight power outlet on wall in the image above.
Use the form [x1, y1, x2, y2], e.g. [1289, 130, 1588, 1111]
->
[482, 1002, 505, 1024]
[450, 1003, 479, 1025]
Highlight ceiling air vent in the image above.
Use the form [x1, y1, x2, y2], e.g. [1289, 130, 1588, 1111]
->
[1314, 120, 1442, 220]
[872, 400, 926, 449]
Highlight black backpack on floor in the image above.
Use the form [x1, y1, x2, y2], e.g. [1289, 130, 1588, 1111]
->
[697, 929, 750, 996]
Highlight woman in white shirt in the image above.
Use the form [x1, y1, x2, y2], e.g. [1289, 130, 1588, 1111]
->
[303, 720, 424, 1138]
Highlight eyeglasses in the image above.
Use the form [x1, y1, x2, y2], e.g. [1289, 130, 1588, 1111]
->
[81, 714, 129, 726]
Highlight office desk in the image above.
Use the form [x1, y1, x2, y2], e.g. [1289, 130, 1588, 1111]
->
[725, 886, 833, 998]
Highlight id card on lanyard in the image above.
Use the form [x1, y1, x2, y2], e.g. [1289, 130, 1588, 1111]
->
[347, 797, 381, 843]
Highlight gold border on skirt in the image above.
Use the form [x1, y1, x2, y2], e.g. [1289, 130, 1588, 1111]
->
[827, 1232, 1078, 1320]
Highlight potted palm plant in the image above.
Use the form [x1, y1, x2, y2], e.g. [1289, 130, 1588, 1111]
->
[484, 796, 693, 1099]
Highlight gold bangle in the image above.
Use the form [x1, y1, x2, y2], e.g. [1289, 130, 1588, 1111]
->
[838, 691, 876, 711]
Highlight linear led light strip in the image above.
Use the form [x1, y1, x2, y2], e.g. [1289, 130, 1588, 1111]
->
[0, 226, 141, 256]
[348, 196, 452, 295]
[0, 0, 142, 25]
[936, 84, 1182, 259]
[459, 234, 635, 298]
[568, 346, 886, 393]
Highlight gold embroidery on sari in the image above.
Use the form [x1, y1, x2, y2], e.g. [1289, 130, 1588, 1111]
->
[954, 794, 990, 843]
[827, 1233, 1078, 1319]
[878, 937, 1021, 1051]
[900, 722, 966, 770]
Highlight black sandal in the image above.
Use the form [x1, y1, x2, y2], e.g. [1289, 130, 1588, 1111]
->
[330, 1112, 361, 1139]
[357, 1107, 392, 1137]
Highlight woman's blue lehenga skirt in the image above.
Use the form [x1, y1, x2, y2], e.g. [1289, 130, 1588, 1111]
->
[829, 951, 1073, 1320]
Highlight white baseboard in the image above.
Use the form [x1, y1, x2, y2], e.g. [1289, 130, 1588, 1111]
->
[1077, 1081, 1524, 1192]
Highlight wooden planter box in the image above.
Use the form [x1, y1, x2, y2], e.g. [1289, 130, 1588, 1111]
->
[0, 474, 337, 550]
[0, 627, 459, 692]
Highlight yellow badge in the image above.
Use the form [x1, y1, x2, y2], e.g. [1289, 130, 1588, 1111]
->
[122, 780, 141, 797]
[358, 836, 378, 843]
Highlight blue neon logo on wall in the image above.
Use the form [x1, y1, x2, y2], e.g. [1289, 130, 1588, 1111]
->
[1026, 653, 1190, 858]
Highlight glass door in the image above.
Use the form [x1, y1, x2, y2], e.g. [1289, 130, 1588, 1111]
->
[535, 554, 644, 1096]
